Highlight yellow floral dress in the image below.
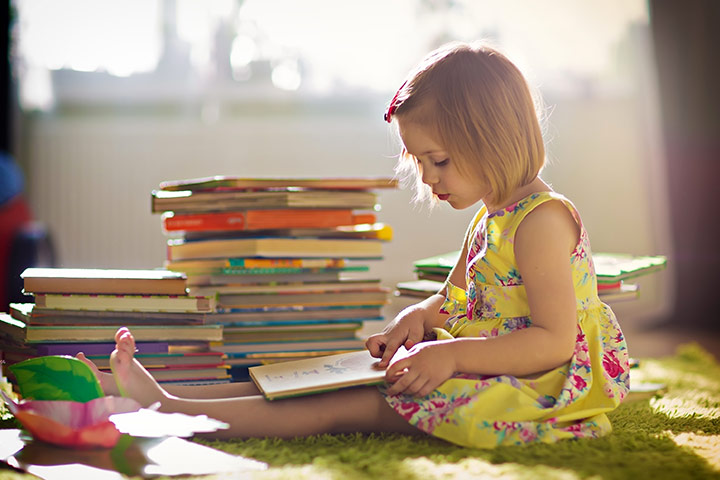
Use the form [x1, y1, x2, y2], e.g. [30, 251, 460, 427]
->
[381, 192, 630, 448]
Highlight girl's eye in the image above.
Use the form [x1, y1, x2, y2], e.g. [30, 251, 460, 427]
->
[434, 158, 449, 167]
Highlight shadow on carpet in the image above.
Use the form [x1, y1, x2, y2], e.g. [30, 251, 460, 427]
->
[1, 344, 718, 480]
[200, 343, 720, 480]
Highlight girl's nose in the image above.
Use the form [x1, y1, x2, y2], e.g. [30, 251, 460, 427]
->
[421, 165, 439, 185]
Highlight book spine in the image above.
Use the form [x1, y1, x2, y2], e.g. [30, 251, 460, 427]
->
[162, 210, 376, 232]
[34, 294, 216, 313]
[36, 342, 170, 356]
[227, 258, 345, 268]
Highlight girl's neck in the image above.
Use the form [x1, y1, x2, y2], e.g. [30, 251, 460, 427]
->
[484, 177, 551, 213]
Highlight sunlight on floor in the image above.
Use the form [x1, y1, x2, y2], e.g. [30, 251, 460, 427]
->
[668, 432, 720, 472]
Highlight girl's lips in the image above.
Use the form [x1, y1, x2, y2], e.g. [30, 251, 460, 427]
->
[437, 193, 450, 201]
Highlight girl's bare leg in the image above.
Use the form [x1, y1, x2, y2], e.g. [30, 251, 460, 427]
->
[78, 346, 261, 398]
[110, 327, 420, 439]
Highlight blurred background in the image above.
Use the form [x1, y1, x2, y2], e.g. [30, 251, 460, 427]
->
[1, 0, 718, 351]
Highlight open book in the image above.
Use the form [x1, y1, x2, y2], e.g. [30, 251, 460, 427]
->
[249, 347, 408, 400]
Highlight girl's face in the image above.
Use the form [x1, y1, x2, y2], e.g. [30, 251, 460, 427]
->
[398, 119, 489, 210]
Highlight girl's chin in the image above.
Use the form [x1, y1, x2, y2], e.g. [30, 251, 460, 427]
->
[448, 198, 483, 210]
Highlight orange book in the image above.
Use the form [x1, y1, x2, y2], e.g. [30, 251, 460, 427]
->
[162, 209, 376, 233]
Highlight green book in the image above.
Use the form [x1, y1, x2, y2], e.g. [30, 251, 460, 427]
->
[413, 251, 667, 285]
[593, 253, 667, 284]
[413, 251, 460, 275]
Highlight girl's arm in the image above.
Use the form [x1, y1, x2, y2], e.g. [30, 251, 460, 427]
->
[366, 225, 470, 368]
[386, 200, 579, 396]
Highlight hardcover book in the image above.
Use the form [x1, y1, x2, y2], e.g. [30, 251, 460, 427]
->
[395, 279, 639, 302]
[1, 315, 223, 343]
[162, 209, 376, 233]
[413, 251, 667, 285]
[33, 293, 215, 313]
[166, 237, 384, 261]
[158, 176, 399, 192]
[151, 189, 379, 214]
[180, 223, 394, 242]
[592, 253, 667, 284]
[21, 268, 187, 295]
[216, 338, 367, 356]
[215, 287, 390, 310]
[10, 303, 207, 326]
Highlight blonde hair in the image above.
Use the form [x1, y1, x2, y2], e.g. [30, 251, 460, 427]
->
[390, 41, 545, 207]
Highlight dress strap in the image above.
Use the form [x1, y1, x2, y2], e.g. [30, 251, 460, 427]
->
[491, 191, 584, 241]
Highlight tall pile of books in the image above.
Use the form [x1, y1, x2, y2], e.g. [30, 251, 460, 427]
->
[396, 251, 667, 303]
[152, 176, 398, 379]
[0, 268, 231, 385]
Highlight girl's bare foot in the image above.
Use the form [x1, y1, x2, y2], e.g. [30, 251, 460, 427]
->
[110, 327, 169, 408]
[76, 352, 121, 396]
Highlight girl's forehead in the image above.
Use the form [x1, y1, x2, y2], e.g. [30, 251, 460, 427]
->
[398, 121, 446, 157]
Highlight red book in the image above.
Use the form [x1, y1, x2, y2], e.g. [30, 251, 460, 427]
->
[162, 209, 376, 233]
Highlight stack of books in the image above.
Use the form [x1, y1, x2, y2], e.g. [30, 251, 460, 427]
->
[396, 251, 667, 303]
[0, 267, 231, 385]
[152, 176, 398, 379]
[592, 253, 667, 302]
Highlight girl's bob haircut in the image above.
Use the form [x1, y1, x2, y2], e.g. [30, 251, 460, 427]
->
[390, 41, 545, 208]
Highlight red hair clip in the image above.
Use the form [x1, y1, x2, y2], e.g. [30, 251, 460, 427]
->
[384, 81, 406, 123]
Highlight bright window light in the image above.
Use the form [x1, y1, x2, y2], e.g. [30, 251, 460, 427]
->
[12, 0, 649, 110]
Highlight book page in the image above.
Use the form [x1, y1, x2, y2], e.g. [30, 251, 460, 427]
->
[250, 347, 409, 399]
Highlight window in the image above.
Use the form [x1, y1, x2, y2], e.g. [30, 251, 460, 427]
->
[13, 0, 649, 111]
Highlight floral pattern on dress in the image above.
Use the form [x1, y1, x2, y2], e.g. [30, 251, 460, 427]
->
[381, 192, 630, 449]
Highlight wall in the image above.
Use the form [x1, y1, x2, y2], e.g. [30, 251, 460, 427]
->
[19, 85, 673, 329]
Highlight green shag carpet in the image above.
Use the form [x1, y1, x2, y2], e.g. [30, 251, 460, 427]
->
[2, 344, 719, 480]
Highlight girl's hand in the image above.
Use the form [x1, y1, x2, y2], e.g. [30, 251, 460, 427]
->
[365, 306, 427, 368]
[385, 340, 456, 397]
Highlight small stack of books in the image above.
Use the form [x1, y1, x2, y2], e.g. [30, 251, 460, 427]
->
[0, 267, 231, 385]
[396, 251, 667, 303]
[152, 176, 398, 379]
[592, 253, 667, 302]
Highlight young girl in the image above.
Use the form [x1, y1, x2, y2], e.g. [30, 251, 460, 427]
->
[80, 41, 629, 449]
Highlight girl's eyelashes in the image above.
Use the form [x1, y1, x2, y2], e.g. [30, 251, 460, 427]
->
[413, 156, 449, 167]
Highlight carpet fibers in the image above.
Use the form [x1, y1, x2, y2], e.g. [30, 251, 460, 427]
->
[2, 343, 719, 480]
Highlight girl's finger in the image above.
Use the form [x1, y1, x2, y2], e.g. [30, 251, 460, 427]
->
[404, 329, 424, 350]
[385, 357, 410, 379]
[416, 378, 436, 398]
[365, 335, 386, 357]
[386, 372, 414, 395]
[379, 339, 403, 367]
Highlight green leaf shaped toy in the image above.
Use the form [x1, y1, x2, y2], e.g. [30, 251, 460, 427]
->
[9, 355, 104, 402]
